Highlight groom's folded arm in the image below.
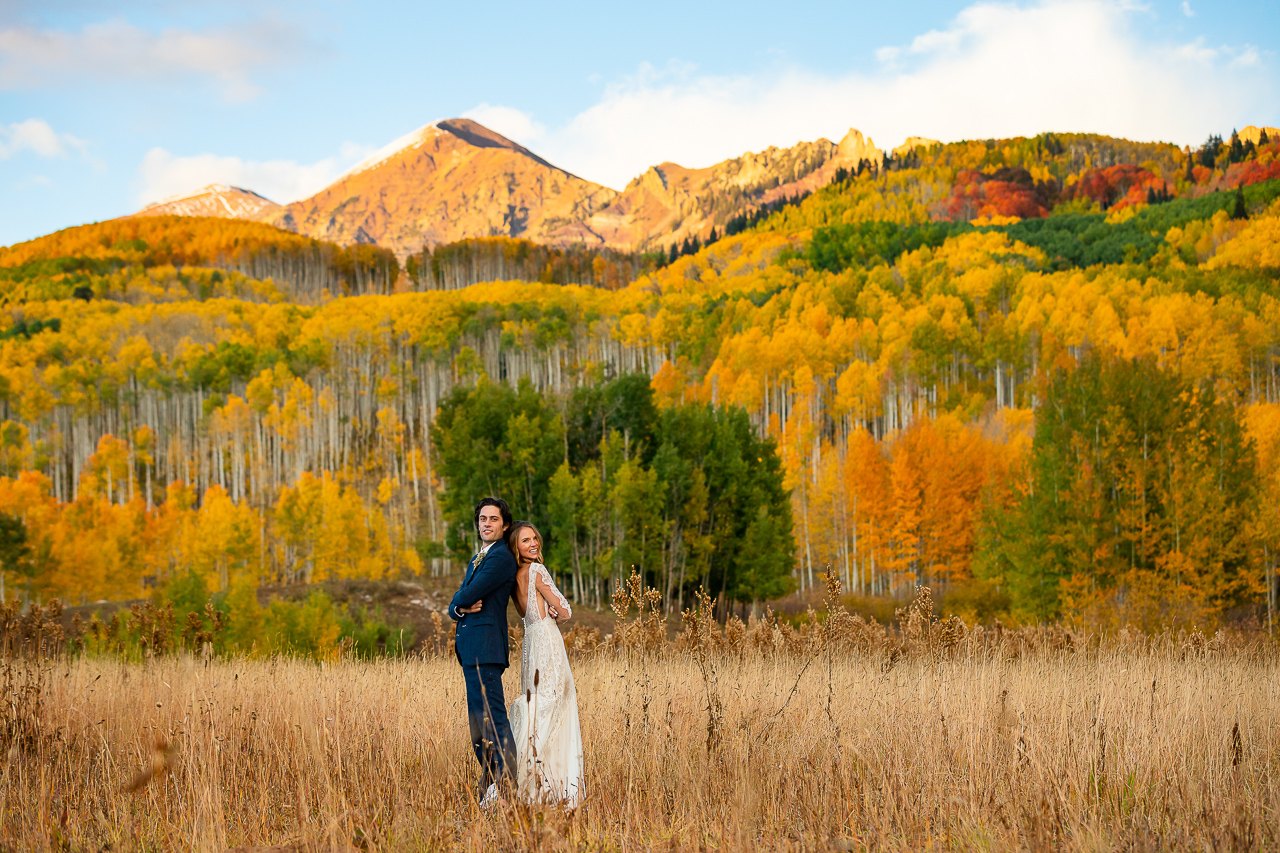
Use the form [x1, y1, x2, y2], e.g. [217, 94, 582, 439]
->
[448, 557, 513, 619]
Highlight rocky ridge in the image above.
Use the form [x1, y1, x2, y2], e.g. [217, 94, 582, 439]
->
[1239, 126, 1280, 145]
[589, 129, 884, 251]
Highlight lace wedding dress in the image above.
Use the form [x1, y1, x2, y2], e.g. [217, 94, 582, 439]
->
[507, 562, 584, 806]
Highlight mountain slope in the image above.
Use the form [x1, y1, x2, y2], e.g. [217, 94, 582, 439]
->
[274, 119, 618, 258]
[131, 185, 284, 221]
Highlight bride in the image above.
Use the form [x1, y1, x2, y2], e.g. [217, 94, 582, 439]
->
[505, 521, 584, 807]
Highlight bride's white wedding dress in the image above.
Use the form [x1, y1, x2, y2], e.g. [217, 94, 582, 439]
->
[508, 562, 584, 806]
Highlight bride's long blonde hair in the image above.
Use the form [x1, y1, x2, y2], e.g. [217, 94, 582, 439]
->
[506, 521, 544, 566]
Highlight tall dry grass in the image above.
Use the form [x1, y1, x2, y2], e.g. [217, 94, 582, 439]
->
[2, 584, 1277, 852]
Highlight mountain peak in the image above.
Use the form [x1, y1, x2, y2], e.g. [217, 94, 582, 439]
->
[131, 184, 282, 221]
[435, 119, 560, 171]
[837, 129, 882, 164]
[278, 117, 615, 257]
[337, 118, 564, 184]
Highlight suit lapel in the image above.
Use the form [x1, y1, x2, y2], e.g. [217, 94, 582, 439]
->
[465, 546, 488, 585]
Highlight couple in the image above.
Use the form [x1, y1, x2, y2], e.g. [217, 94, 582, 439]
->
[448, 497, 584, 809]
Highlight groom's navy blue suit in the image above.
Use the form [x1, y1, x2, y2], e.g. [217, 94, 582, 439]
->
[449, 536, 518, 789]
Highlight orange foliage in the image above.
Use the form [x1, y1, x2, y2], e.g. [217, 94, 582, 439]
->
[937, 169, 1051, 220]
[1064, 164, 1165, 210]
[802, 411, 1031, 596]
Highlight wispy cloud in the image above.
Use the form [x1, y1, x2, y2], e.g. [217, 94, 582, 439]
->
[135, 142, 372, 207]
[0, 118, 87, 159]
[470, 0, 1274, 189]
[0, 17, 310, 101]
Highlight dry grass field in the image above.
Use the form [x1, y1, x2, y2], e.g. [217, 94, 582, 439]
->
[2, 584, 1277, 852]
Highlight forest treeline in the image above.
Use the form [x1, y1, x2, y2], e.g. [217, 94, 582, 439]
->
[0, 129, 1278, 629]
[0, 221, 660, 305]
[404, 237, 660, 291]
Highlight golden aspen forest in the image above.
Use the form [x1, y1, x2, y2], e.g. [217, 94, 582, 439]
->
[0, 130, 1279, 633]
[4, 126, 1280, 852]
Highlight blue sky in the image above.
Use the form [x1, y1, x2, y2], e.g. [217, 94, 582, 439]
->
[1, 0, 1276, 247]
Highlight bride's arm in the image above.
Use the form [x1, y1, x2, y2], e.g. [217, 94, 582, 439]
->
[533, 564, 572, 625]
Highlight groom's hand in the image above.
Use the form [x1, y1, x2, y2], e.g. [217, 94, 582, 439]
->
[459, 601, 483, 615]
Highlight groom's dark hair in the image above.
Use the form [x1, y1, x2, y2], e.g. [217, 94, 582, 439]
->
[474, 497, 512, 532]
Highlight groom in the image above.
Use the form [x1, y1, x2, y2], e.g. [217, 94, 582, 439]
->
[449, 496, 518, 805]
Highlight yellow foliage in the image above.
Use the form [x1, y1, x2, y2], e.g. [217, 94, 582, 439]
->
[1205, 203, 1280, 269]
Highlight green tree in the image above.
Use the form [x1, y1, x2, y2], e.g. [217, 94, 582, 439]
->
[976, 355, 1256, 626]
[431, 377, 565, 555]
[654, 404, 794, 612]
[564, 373, 657, 469]
[1232, 184, 1248, 220]
[0, 513, 32, 600]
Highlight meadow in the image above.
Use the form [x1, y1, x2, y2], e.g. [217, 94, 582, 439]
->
[2, 583, 1276, 852]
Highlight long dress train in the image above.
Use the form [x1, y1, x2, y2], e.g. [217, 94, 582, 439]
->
[507, 562, 584, 806]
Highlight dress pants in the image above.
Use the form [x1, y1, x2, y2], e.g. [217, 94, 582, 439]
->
[463, 663, 516, 789]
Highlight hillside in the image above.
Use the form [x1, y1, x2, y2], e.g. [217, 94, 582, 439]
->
[0, 216, 399, 303]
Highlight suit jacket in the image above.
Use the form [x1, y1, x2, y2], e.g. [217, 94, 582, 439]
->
[448, 537, 517, 669]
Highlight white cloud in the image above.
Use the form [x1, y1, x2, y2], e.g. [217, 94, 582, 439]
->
[1181, 1, 1194, 16]
[135, 144, 373, 207]
[1173, 37, 1218, 65]
[0, 118, 86, 159]
[0, 17, 306, 101]
[1231, 45, 1260, 68]
[473, 0, 1274, 190]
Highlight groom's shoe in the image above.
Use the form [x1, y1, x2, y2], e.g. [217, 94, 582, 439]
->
[479, 783, 501, 809]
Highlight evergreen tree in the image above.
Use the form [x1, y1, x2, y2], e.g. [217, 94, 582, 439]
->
[0, 513, 32, 598]
[1199, 134, 1223, 169]
[1233, 184, 1248, 220]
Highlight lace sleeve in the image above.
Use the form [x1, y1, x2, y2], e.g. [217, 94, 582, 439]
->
[532, 563, 571, 619]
